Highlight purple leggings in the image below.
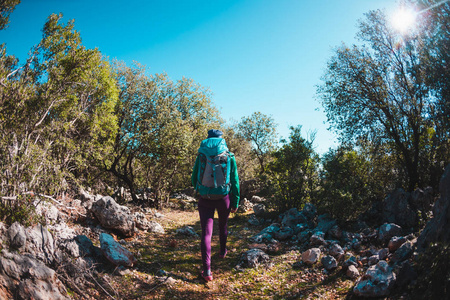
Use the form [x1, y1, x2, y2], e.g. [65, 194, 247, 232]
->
[198, 194, 231, 272]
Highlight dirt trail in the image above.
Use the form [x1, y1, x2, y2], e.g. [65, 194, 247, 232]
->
[103, 208, 354, 299]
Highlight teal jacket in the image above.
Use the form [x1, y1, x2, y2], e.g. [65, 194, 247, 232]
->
[192, 138, 240, 209]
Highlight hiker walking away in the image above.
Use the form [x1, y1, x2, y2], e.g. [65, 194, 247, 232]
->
[192, 129, 240, 282]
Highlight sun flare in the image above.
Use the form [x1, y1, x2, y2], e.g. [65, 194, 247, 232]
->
[391, 7, 417, 33]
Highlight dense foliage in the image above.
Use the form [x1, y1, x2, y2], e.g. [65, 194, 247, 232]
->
[221, 126, 258, 183]
[236, 112, 278, 175]
[319, 12, 425, 191]
[317, 4, 449, 192]
[0, 0, 448, 225]
[266, 126, 318, 212]
[0, 0, 20, 30]
[0, 14, 118, 197]
[419, 0, 450, 187]
[111, 62, 221, 207]
[317, 147, 378, 222]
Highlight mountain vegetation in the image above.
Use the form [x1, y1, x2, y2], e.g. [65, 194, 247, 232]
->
[0, 0, 448, 225]
[0, 1, 449, 298]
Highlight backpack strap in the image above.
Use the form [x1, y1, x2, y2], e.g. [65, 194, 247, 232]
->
[212, 162, 217, 188]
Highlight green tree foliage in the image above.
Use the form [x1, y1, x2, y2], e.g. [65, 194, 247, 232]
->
[0, 0, 20, 30]
[112, 62, 220, 207]
[317, 8, 443, 191]
[419, 0, 450, 184]
[266, 126, 318, 212]
[36, 14, 119, 186]
[221, 126, 257, 183]
[317, 147, 379, 223]
[236, 111, 278, 175]
[0, 13, 118, 197]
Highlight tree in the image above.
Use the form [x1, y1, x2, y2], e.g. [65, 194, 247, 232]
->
[317, 147, 378, 222]
[0, 0, 20, 30]
[111, 62, 220, 206]
[142, 73, 220, 206]
[221, 126, 257, 183]
[420, 0, 450, 128]
[419, 0, 450, 184]
[236, 112, 278, 175]
[0, 13, 119, 196]
[317, 9, 438, 191]
[32, 14, 119, 189]
[266, 126, 318, 212]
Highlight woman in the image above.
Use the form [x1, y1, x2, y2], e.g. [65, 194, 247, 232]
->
[192, 129, 240, 281]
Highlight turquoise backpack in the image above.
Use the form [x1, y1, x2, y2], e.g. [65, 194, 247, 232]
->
[196, 137, 232, 199]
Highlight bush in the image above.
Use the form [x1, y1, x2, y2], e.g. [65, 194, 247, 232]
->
[0, 194, 43, 226]
[316, 147, 375, 223]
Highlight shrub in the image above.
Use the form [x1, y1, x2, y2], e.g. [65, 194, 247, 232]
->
[316, 147, 375, 223]
[0, 194, 43, 226]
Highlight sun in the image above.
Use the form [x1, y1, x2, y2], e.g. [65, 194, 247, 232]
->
[391, 7, 417, 33]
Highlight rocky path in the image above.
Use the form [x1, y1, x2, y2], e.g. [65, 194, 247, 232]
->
[119, 208, 356, 299]
[1, 164, 449, 299]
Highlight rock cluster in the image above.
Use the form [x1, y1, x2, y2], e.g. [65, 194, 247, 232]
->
[239, 191, 441, 298]
[0, 191, 165, 298]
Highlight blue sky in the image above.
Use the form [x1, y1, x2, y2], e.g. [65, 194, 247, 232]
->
[0, 0, 399, 155]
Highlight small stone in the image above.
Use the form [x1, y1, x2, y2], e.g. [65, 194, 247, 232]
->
[164, 277, 177, 285]
[253, 204, 267, 216]
[274, 227, 294, 241]
[353, 261, 396, 297]
[248, 215, 260, 226]
[302, 248, 321, 266]
[90, 196, 135, 237]
[347, 265, 360, 279]
[378, 223, 402, 244]
[392, 241, 413, 263]
[100, 233, 137, 267]
[310, 231, 326, 246]
[328, 225, 343, 239]
[154, 212, 165, 218]
[237, 248, 270, 268]
[118, 267, 132, 276]
[175, 226, 198, 237]
[388, 236, 407, 252]
[368, 255, 379, 266]
[378, 248, 389, 260]
[148, 221, 165, 234]
[329, 244, 345, 260]
[7, 222, 27, 250]
[302, 203, 317, 220]
[251, 196, 265, 203]
[321, 255, 338, 271]
[343, 255, 358, 268]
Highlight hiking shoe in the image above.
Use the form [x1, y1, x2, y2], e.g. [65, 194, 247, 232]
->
[219, 249, 227, 259]
[201, 271, 213, 282]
